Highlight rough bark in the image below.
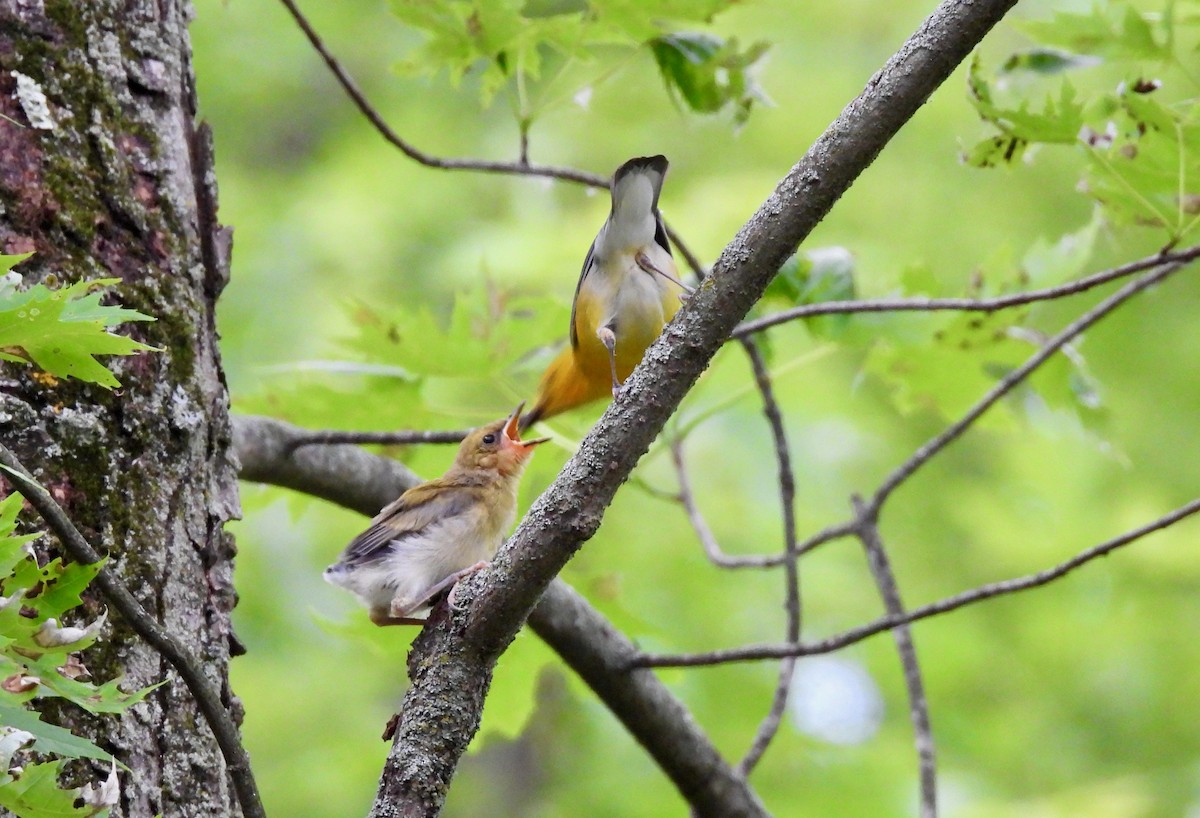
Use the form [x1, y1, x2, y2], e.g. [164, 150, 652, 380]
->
[0, 2, 242, 817]
[368, 0, 1023, 815]
[234, 414, 771, 818]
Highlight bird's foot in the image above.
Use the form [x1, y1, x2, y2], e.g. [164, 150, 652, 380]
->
[597, 326, 623, 396]
[445, 561, 490, 611]
[636, 251, 695, 294]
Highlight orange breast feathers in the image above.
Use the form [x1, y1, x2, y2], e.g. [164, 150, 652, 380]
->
[523, 155, 687, 428]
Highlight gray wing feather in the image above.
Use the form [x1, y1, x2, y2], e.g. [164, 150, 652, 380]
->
[335, 486, 478, 568]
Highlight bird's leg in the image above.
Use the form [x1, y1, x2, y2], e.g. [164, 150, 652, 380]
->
[596, 325, 622, 398]
[635, 250, 695, 295]
[387, 560, 491, 620]
[368, 608, 426, 627]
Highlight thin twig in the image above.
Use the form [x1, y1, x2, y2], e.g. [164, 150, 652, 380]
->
[671, 440, 855, 567]
[736, 338, 800, 777]
[670, 439, 778, 568]
[633, 496, 1200, 667]
[0, 446, 266, 818]
[283, 428, 469, 454]
[853, 498, 936, 818]
[872, 260, 1188, 507]
[665, 222, 709, 281]
[732, 244, 1200, 338]
[276, 0, 605, 186]
[276, 0, 709, 281]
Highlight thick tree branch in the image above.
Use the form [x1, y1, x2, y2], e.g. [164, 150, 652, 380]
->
[0, 445, 266, 818]
[635, 496, 1200, 667]
[369, 1, 1023, 815]
[230, 415, 769, 818]
[234, 414, 422, 511]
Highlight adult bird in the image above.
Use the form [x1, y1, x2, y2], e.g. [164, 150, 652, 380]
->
[522, 154, 689, 428]
[324, 404, 549, 625]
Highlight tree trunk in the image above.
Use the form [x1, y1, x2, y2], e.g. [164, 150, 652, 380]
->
[0, 2, 242, 817]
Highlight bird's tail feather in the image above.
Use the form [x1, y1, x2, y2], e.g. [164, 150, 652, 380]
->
[521, 345, 610, 429]
[610, 155, 668, 224]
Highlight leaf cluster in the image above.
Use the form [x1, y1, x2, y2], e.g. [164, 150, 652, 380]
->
[389, 0, 768, 127]
[967, 0, 1200, 242]
[0, 494, 155, 818]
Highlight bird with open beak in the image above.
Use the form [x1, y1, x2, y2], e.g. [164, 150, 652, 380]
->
[324, 404, 550, 625]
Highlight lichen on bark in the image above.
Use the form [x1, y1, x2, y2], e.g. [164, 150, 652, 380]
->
[0, 1, 243, 816]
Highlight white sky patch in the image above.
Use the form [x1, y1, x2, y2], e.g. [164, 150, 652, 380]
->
[11, 71, 55, 130]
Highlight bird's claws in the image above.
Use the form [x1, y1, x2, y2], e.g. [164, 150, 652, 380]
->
[636, 251, 695, 294]
[445, 561, 490, 611]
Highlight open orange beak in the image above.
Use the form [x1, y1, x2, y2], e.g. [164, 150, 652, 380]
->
[503, 403, 551, 450]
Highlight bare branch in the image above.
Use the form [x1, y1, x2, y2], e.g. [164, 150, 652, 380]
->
[853, 498, 936, 818]
[276, 0, 606, 186]
[671, 439, 857, 567]
[871, 260, 1188, 507]
[234, 414, 423, 511]
[369, 1, 1025, 813]
[671, 438, 780, 568]
[634, 496, 1200, 668]
[737, 339, 801, 777]
[665, 221, 710, 281]
[283, 428, 469, 453]
[0, 445, 266, 818]
[230, 415, 770, 818]
[732, 244, 1200, 338]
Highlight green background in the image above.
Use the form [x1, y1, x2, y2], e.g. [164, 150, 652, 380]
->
[188, 0, 1200, 815]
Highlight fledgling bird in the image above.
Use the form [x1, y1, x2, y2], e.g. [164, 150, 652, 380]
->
[521, 154, 690, 428]
[324, 405, 550, 626]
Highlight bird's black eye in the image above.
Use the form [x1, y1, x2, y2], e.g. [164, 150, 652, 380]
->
[482, 433, 496, 445]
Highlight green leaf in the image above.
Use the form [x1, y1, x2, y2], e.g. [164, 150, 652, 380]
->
[0, 254, 31, 276]
[759, 247, 856, 338]
[0, 704, 110, 762]
[650, 32, 770, 124]
[0, 276, 156, 389]
[1001, 48, 1103, 75]
[965, 56, 1086, 168]
[1080, 83, 1200, 236]
[0, 759, 94, 818]
[1014, 5, 1170, 61]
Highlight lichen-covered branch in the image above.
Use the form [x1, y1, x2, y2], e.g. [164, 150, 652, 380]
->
[369, 1, 1023, 815]
[230, 415, 770, 818]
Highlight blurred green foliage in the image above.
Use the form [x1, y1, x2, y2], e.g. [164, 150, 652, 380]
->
[190, 0, 1200, 816]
